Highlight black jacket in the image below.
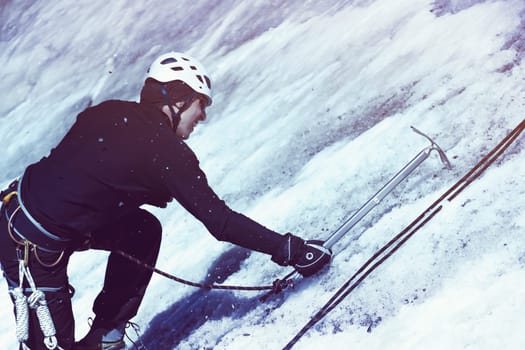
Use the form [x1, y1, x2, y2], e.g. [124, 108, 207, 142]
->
[20, 100, 284, 255]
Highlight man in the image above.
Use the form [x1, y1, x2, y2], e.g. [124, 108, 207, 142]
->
[0, 52, 331, 350]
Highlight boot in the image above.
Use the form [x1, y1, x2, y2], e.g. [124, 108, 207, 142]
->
[74, 319, 126, 350]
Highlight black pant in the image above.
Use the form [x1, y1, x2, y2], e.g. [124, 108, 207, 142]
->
[0, 207, 162, 350]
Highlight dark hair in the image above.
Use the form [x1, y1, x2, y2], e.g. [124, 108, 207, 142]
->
[140, 78, 195, 107]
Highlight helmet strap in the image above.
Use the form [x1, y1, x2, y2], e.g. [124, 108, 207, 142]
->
[161, 85, 197, 131]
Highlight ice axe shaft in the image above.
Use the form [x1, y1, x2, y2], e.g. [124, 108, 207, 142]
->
[323, 126, 451, 250]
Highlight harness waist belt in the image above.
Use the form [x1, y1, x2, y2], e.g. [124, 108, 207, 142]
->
[1, 179, 72, 253]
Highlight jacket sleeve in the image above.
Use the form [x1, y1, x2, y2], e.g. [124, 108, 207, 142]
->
[158, 139, 285, 256]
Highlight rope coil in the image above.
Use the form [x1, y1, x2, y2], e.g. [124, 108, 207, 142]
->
[10, 254, 63, 350]
[28, 290, 58, 349]
[10, 287, 29, 346]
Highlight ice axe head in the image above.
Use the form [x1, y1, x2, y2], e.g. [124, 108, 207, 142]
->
[411, 126, 452, 169]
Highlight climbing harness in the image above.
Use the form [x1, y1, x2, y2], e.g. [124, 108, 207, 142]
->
[1, 181, 65, 350]
[283, 118, 525, 350]
[7, 205, 65, 268]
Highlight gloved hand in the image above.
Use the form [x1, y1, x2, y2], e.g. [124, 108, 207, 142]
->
[272, 233, 332, 277]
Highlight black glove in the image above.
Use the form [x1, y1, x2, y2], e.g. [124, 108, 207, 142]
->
[272, 233, 332, 277]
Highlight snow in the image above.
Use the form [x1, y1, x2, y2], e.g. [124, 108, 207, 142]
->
[1, 0, 525, 349]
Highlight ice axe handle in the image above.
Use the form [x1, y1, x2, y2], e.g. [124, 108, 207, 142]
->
[323, 126, 451, 250]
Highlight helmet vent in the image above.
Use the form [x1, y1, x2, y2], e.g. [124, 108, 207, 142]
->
[170, 67, 184, 71]
[196, 75, 212, 89]
[160, 57, 177, 65]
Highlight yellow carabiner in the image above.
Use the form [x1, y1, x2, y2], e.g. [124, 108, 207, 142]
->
[1, 191, 17, 205]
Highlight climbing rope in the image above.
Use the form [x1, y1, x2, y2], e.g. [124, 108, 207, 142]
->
[116, 249, 295, 297]
[283, 118, 525, 350]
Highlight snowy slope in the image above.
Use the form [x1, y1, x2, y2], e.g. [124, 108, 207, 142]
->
[1, 0, 525, 349]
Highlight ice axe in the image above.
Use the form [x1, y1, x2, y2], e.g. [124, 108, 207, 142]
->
[322, 126, 452, 250]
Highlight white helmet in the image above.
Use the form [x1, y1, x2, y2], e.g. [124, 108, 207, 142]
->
[147, 52, 212, 105]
